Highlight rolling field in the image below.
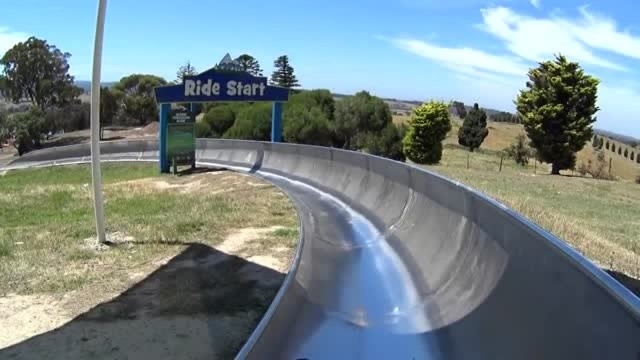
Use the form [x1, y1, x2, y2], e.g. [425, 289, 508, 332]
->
[394, 114, 640, 181]
[424, 147, 640, 282]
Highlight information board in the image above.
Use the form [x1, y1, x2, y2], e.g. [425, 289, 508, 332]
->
[167, 108, 195, 167]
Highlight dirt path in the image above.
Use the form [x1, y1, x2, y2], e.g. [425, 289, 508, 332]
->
[0, 226, 296, 360]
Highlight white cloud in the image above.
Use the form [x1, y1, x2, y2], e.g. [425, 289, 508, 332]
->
[530, 0, 540, 9]
[557, 6, 640, 60]
[388, 38, 528, 80]
[478, 7, 628, 71]
[0, 27, 29, 56]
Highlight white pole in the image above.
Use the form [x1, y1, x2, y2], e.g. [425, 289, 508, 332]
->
[90, 0, 108, 243]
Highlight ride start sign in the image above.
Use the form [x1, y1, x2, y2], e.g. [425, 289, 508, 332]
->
[154, 53, 290, 174]
[167, 108, 195, 170]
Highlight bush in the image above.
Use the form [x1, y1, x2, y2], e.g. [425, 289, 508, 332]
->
[505, 133, 532, 166]
[9, 107, 46, 155]
[283, 105, 332, 146]
[402, 101, 451, 164]
[202, 105, 235, 137]
[195, 121, 212, 138]
[223, 103, 271, 140]
[357, 123, 406, 161]
[577, 150, 614, 180]
[333, 91, 392, 149]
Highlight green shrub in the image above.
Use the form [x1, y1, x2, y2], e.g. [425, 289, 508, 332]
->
[402, 101, 451, 164]
[333, 91, 392, 149]
[202, 105, 235, 137]
[283, 105, 332, 146]
[357, 123, 406, 161]
[505, 133, 533, 166]
[458, 103, 488, 152]
[9, 107, 46, 155]
[223, 103, 271, 140]
[195, 121, 212, 138]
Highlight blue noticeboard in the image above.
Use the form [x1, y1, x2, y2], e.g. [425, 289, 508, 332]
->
[154, 62, 290, 173]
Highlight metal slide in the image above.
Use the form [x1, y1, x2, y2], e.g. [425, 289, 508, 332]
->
[6, 139, 640, 360]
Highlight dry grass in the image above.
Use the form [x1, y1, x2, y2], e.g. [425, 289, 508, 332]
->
[0, 163, 300, 358]
[0, 164, 297, 296]
[425, 147, 640, 279]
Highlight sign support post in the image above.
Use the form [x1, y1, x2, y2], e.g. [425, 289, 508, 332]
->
[159, 103, 171, 173]
[271, 102, 282, 143]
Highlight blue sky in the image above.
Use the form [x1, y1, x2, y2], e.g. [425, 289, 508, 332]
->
[1, 0, 640, 136]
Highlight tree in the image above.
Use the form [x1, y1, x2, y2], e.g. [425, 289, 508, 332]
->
[175, 61, 197, 83]
[452, 101, 467, 119]
[624, 148, 629, 158]
[288, 89, 335, 121]
[515, 55, 599, 175]
[631, 152, 635, 161]
[599, 137, 604, 149]
[283, 104, 332, 146]
[592, 135, 599, 149]
[100, 87, 118, 140]
[113, 74, 167, 126]
[333, 91, 392, 150]
[612, 143, 616, 152]
[458, 103, 488, 152]
[505, 133, 533, 166]
[270, 55, 299, 88]
[618, 147, 622, 155]
[0, 37, 81, 111]
[234, 54, 263, 76]
[606, 140, 610, 150]
[402, 101, 452, 164]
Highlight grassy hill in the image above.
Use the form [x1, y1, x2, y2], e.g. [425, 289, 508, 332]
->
[393, 114, 640, 181]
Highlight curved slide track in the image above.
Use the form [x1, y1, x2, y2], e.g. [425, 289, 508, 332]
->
[5, 139, 640, 360]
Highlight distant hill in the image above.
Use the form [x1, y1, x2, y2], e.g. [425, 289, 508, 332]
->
[594, 129, 639, 148]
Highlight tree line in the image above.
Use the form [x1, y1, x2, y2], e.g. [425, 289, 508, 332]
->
[594, 134, 640, 164]
[1, 36, 604, 176]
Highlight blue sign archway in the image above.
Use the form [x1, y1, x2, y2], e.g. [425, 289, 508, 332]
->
[154, 65, 290, 173]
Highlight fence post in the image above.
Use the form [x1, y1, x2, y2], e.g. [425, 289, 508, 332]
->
[534, 159, 537, 174]
[609, 157, 612, 174]
[499, 154, 503, 172]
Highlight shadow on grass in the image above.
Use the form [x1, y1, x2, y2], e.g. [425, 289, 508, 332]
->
[0, 243, 285, 360]
[606, 270, 640, 298]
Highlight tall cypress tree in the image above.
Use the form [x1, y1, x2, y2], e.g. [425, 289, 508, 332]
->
[457, 103, 488, 152]
[270, 55, 300, 88]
